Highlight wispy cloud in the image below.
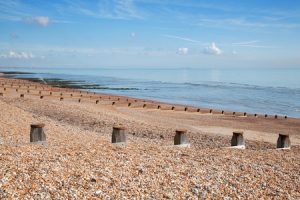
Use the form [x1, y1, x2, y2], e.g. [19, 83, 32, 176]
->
[232, 40, 259, 45]
[232, 40, 277, 48]
[62, 0, 143, 20]
[0, 1, 72, 24]
[196, 18, 300, 30]
[25, 16, 50, 27]
[162, 34, 204, 44]
[0, 51, 35, 59]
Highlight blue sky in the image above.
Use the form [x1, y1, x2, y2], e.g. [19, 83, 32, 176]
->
[0, 0, 300, 68]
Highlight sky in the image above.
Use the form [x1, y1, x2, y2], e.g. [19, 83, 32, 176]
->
[0, 0, 300, 68]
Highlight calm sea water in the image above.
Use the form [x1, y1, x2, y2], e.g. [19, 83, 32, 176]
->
[1, 67, 300, 118]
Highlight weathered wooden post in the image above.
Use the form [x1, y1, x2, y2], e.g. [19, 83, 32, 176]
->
[78, 98, 81, 103]
[275, 115, 278, 119]
[171, 106, 175, 110]
[197, 108, 200, 112]
[112, 126, 126, 144]
[174, 129, 190, 147]
[231, 131, 245, 148]
[96, 100, 99, 104]
[30, 124, 46, 142]
[128, 103, 131, 107]
[20, 94, 24, 98]
[0, 92, 3, 96]
[143, 104, 147, 108]
[39, 91, 42, 94]
[221, 110, 224, 114]
[60, 97, 64, 101]
[112, 102, 115, 105]
[50, 91, 52, 95]
[184, 107, 188, 111]
[243, 112, 247, 116]
[233, 112, 236, 115]
[265, 114, 268, 118]
[40, 96, 44, 99]
[157, 105, 161, 109]
[16, 88, 18, 92]
[277, 134, 291, 149]
[209, 109, 213, 113]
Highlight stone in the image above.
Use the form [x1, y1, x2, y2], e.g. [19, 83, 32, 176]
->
[112, 126, 126, 144]
[30, 124, 46, 142]
[277, 134, 291, 149]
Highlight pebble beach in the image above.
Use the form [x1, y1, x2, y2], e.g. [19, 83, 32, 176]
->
[0, 77, 300, 199]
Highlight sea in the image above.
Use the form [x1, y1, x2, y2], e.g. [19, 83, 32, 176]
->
[1, 67, 300, 118]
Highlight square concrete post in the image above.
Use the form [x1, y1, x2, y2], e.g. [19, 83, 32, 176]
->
[112, 126, 126, 144]
[174, 129, 190, 147]
[277, 134, 291, 149]
[30, 124, 46, 142]
[231, 131, 245, 147]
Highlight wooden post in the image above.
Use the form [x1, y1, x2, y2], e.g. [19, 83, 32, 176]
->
[143, 104, 147, 108]
[0, 92, 3, 96]
[20, 94, 24, 98]
[231, 131, 245, 148]
[174, 129, 190, 147]
[112, 102, 115, 105]
[157, 105, 161, 109]
[112, 126, 126, 144]
[277, 134, 291, 149]
[128, 103, 131, 107]
[78, 99, 81, 103]
[30, 124, 46, 142]
[40, 96, 44, 99]
[60, 97, 63, 101]
[184, 107, 188, 111]
[96, 100, 99, 104]
[243, 112, 247, 116]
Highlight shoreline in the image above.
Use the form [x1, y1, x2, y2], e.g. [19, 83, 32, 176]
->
[0, 71, 294, 119]
[0, 75, 300, 198]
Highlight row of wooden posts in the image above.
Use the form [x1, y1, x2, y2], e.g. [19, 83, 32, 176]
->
[28, 123, 291, 149]
[0, 90, 288, 119]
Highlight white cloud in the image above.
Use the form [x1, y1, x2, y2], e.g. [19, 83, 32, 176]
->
[177, 47, 189, 55]
[25, 16, 50, 27]
[0, 51, 35, 59]
[203, 42, 222, 55]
